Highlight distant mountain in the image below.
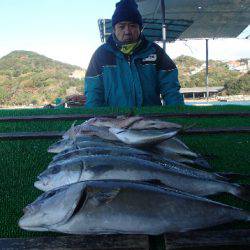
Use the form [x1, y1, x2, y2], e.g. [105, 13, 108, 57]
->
[0, 50, 85, 106]
[174, 55, 249, 95]
[0, 51, 249, 106]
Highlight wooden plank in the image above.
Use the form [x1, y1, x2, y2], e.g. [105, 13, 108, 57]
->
[0, 235, 149, 250]
[0, 131, 63, 140]
[0, 111, 250, 122]
[1, 127, 250, 140]
[181, 126, 250, 135]
[164, 229, 250, 249]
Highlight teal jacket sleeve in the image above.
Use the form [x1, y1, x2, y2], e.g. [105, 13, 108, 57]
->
[84, 75, 105, 108]
[158, 68, 184, 105]
[155, 45, 184, 105]
[84, 48, 106, 108]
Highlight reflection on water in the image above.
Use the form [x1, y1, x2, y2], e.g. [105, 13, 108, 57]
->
[186, 101, 250, 106]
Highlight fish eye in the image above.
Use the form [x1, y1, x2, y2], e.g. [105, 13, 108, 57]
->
[38, 189, 58, 202]
[46, 190, 57, 198]
[51, 166, 61, 175]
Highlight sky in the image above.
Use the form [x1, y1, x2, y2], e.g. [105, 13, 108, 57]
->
[0, 0, 249, 69]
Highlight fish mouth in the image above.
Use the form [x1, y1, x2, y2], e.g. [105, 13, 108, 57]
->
[34, 180, 49, 192]
[47, 146, 60, 153]
[18, 216, 49, 231]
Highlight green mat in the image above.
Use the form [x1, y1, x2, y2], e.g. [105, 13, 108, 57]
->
[0, 106, 249, 240]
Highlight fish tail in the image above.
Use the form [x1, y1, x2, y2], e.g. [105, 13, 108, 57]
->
[193, 156, 211, 169]
[216, 172, 250, 182]
[232, 184, 250, 202]
[247, 213, 250, 222]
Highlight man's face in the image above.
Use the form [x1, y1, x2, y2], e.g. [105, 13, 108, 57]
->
[114, 21, 140, 43]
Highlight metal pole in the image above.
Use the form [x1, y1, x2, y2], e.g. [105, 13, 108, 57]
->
[161, 0, 167, 51]
[104, 19, 106, 43]
[206, 39, 209, 101]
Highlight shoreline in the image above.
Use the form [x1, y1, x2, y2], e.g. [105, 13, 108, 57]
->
[184, 95, 250, 103]
[0, 95, 250, 109]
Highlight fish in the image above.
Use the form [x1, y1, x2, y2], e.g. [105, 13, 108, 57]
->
[125, 118, 182, 130]
[48, 136, 106, 153]
[54, 140, 120, 155]
[50, 145, 153, 165]
[19, 180, 250, 235]
[83, 116, 144, 129]
[153, 137, 211, 169]
[109, 128, 179, 146]
[34, 155, 250, 201]
[85, 116, 182, 130]
[76, 125, 119, 141]
[63, 116, 182, 140]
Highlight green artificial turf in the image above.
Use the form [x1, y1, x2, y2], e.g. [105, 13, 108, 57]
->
[0, 106, 249, 240]
[0, 135, 249, 238]
[0, 104, 249, 117]
[0, 117, 250, 133]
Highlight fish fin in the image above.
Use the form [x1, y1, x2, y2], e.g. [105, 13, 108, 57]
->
[182, 123, 197, 131]
[71, 188, 88, 217]
[192, 156, 212, 169]
[233, 184, 250, 202]
[141, 179, 168, 188]
[216, 172, 250, 182]
[68, 120, 77, 141]
[87, 187, 120, 207]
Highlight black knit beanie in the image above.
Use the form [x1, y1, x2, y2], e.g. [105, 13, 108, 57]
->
[112, 0, 142, 28]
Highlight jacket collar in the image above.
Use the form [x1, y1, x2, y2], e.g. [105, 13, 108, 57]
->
[105, 34, 153, 59]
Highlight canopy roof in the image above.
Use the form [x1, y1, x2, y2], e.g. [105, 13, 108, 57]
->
[136, 0, 250, 39]
[98, 18, 193, 42]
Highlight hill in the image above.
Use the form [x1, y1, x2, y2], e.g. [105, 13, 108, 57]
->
[0, 52, 249, 106]
[0, 51, 85, 106]
[174, 55, 249, 95]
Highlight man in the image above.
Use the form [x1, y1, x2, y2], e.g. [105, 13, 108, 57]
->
[85, 0, 184, 108]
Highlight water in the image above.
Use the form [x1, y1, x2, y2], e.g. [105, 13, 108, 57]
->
[186, 100, 250, 106]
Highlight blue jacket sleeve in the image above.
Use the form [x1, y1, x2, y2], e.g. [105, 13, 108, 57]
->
[155, 45, 184, 105]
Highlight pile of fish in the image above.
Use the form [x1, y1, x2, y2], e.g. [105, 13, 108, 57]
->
[19, 116, 250, 235]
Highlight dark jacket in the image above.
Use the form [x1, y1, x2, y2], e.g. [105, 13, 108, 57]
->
[85, 35, 184, 108]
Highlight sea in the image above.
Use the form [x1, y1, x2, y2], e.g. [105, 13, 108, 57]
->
[186, 101, 250, 106]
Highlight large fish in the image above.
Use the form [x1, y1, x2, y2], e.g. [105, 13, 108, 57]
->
[50, 145, 154, 165]
[62, 116, 182, 140]
[34, 155, 249, 201]
[85, 116, 182, 130]
[48, 136, 106, 153]
[109, 128, 179, 146]
[152, 137, 211, 169]
[19, 180, 250, 235]
[83, 116, 144, 129]
[76, 125, 119, 141]
[51, 140, 119, 156]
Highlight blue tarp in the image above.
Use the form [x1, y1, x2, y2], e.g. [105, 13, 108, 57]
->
[98, 18, 193, 43]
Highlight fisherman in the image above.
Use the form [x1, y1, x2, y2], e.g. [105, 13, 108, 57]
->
[84, 0, 184, 108]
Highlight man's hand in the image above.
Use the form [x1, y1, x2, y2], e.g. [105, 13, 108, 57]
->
[65, 94, 86, 106]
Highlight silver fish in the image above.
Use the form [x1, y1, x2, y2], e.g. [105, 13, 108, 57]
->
[153, 137, 211, 169]
[48, 136, 105, 153]
[77, 125, 119, 141]
[34, 155, 249, 201]
[83, 116, 144, 129]
[109, 128, 179, 146]
[19, 180, 250, 235]
[58, 140, 125, 156]
[85, 116, 182, 130]
[50, 145, 153, 165]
